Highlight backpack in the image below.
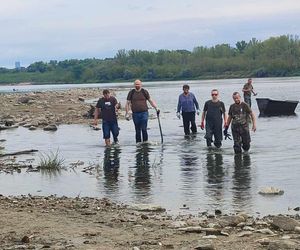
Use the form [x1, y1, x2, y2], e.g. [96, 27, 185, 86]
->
[128, 88, 148, 101]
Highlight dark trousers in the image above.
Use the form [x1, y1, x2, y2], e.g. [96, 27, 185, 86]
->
[231, 124, 251, 154]
[205, 119, 223, 148]
[182, 112, 197, 135]
[244, 95, 252, 107]
[132, 111, 148, 143]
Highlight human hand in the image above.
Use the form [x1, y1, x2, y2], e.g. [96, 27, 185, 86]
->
[223, 126, 232, 140]
[196, 110, 200, 116]
[200, 121, 205, 130]
[176, 112, 181, 119]
[125, 113, 131, 121]
[252, 124, 256, 132]
[254, 93, 258, 96]
[156, 108, 160, 116]
[93, 119, 98, 126]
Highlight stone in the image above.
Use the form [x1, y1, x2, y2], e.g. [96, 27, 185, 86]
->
[259, 187, 284, 195]
[170, 221, 187, 228]
[201, 228, 222, 236]
[202, 235, 217, 239]
[272, 216, 300, 231]
[194, 242, 215, 250]
[131, 204, 166, 212]
[178, 226, 202, 233]
[295, 226, 300, 233]
[29, 126, 37, 130]
[237, 231, 253, 237]
[243, 226, 255, 231]
[218, 215, 245, 227]
[256, 228, 276, 235]
[18, 97, 30, 104]
[43, 124, 58, 131]
[21, 235, 30, 243]
[255, 238, 270, 246]
[268, 239, 300, 250]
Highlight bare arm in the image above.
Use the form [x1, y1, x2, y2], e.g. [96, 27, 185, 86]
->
[93, 108, 99, 125]
[125, 100, 131, 114]
[148, 98, 158, 110]
[226, 115, 232, 128]
[223, 112, 228, 126]
[201, 111, 206, 124]
[250, 111, 256, 132]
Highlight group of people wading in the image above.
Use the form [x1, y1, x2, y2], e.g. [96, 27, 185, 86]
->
[94, 78, 257, 154]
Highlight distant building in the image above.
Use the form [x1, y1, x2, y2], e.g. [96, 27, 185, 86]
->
[15, 61, 21, 70]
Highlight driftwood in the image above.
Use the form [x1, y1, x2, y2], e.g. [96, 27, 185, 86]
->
[0, 149, 38, 158]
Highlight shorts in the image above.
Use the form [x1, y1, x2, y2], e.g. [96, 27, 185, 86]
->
[102, 120, 119, 140]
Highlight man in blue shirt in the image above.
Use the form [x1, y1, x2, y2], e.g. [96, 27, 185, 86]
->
[176, 84, 200, 135]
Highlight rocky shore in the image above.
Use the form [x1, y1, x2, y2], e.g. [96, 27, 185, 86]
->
[0, 88, 120, 131]
[0, 195, 300, 250]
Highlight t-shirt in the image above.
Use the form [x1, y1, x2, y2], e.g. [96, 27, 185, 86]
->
[96, 96, 118, 121]
[203, 100, 225, 122]
[228, 102, 252, 126]
[127, 88, 150, 113]
[243, 83, 253, 97]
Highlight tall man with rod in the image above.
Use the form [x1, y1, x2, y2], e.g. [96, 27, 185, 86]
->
[125, 79, 160, 143]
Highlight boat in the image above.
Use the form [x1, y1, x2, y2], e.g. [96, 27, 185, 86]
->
[256, 98, 299, 116]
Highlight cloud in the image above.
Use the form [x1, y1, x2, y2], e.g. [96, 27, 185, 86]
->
[0, 0, 300, 67]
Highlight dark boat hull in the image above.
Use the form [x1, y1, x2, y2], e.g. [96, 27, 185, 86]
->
[256, 98, 299, 117]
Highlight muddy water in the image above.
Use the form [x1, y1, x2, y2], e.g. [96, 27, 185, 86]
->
[0, 77, 300, 215]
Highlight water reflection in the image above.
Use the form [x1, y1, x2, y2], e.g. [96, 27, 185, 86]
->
[133, 144, 153, 198]
[205, 152, 225, 203]
[102, 147, 121, 192]
[232, 154, 252, 207]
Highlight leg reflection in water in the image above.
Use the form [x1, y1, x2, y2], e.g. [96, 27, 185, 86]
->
[232, 153, 252, 207]
[102, 146, 121, 192]
[206, 153, 224, 185]
[205, 153, 225, 203]
[133, 144, 153, 198]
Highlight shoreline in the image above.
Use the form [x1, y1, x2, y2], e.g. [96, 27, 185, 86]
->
[1, 195, 300, 249]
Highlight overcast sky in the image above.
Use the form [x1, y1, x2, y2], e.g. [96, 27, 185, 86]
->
[1, 0, 300, 68]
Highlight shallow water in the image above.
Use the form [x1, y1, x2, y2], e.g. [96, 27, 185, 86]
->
[0, 77, 300, 215]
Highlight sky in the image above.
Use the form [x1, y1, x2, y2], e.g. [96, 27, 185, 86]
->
[1, 0, 300, 68]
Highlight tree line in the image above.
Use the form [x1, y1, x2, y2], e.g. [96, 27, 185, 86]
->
[1, 35, 300, 84]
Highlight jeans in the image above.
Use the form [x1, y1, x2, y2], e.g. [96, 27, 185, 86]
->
[182, 112, 197, 135]
[132, 111, 148, 143]
[102, 120, 119, 142]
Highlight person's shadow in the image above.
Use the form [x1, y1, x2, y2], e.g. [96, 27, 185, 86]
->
[103, 146, 121, 192]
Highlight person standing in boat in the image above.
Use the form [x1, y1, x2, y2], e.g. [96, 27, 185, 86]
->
[224, 92, 256, 154]
[125, 79, 160, 143]
[176, 84, 200, 136]
[200, 89, 227, 148]
[242, 78, 257, 107]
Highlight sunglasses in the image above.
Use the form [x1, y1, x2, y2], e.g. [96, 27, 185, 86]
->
[211, 93, 218, 96]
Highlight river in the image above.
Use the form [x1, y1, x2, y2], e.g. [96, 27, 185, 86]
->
[0, 77, 299, 215]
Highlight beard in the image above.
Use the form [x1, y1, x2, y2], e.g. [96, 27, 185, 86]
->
[135, 86, 141, 90]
